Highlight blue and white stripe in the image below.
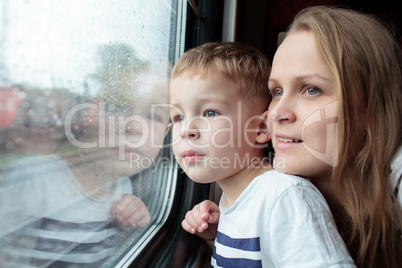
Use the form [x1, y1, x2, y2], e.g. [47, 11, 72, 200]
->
[211, 231, 262, 268]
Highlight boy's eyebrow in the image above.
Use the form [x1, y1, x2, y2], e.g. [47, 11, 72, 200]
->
[170, 95, 230, 107]
[169, 102, 181, 110]
[198, 95, 230, 104]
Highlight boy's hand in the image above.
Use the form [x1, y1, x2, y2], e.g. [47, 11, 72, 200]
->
[182, 200, 220, 242]
[113, 194, 150, 229]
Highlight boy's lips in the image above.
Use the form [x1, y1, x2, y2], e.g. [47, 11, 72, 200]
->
[182, 149, 205, 163]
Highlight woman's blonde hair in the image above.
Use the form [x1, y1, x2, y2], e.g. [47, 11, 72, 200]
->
[288, 6, 402, 267]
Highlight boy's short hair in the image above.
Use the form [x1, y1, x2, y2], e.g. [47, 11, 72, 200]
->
[171, 42, 271, 107]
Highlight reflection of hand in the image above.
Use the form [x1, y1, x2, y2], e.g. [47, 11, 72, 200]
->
[181, 200, 220, 243]
[113, 194, 150, 229]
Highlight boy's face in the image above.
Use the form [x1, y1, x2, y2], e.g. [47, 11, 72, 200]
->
[169, 74, 264, 184]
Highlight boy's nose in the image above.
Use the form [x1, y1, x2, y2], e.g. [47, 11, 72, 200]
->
[180, 126, 200, 140]
[179, 117, 202, 140]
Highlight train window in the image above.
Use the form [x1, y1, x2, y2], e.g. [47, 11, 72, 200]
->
[0, 0, 187, 267]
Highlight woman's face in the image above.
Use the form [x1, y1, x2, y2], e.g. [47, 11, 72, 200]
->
[267, 30, 338, 181]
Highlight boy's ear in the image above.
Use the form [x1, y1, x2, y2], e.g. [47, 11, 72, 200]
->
[256, 110, 271, 144]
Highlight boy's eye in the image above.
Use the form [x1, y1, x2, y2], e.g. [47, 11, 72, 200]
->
[204, 110, 218, 117]
[176, 115, 184, 122]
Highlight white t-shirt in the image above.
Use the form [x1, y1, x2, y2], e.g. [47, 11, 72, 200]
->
[391, 146, 402, 208]
[211, 170, 355, 268]
[391, 146, 402, 237]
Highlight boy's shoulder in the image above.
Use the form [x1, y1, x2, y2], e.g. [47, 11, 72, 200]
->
[231, 169, 327, 215]
[246, 169, 321, 200]
[256, 169, 313, 187]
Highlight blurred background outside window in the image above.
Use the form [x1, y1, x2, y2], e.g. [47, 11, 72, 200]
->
[0, 0, 185, 267]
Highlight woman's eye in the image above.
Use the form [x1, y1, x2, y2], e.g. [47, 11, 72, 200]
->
[204, 110, 218, 117]
[271, 89, 283, 97]
[306, 87, 320, 96]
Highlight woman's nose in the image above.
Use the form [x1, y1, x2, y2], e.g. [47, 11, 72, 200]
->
[269, 99, 296, 124]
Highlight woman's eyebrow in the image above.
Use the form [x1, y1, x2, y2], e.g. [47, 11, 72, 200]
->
[269, 73, 332, 85]
[295, 73, 332, 83]
[268, 77, 278, 84]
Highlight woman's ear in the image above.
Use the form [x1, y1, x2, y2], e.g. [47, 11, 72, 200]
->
[256, 110, 271, 144]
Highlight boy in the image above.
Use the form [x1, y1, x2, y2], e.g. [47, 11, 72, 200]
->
[170, 42, 355, 267]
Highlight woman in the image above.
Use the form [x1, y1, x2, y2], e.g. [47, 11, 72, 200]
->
[270, 7, 401, 267]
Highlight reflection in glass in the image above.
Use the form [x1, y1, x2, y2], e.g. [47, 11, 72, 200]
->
[0, 0, 182, 266]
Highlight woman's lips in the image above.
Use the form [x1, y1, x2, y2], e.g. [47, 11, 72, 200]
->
[275, 136, 303, 150]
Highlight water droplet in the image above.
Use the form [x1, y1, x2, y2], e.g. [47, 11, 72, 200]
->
[17, 91, 26, 99]
[27, 109, 36, 116]
[6, 142, 14, 150]
[22, 101, 30, 108]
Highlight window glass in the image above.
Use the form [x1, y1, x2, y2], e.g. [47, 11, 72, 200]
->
[0, 0, 185, 266]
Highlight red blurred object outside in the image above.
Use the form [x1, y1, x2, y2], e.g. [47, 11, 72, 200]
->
[0, 87, 24, 127]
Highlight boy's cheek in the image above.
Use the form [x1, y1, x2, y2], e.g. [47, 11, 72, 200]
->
[171, 143, 181, 160]
[210, 131, 233, 148]
[171, 125, 181, 140]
